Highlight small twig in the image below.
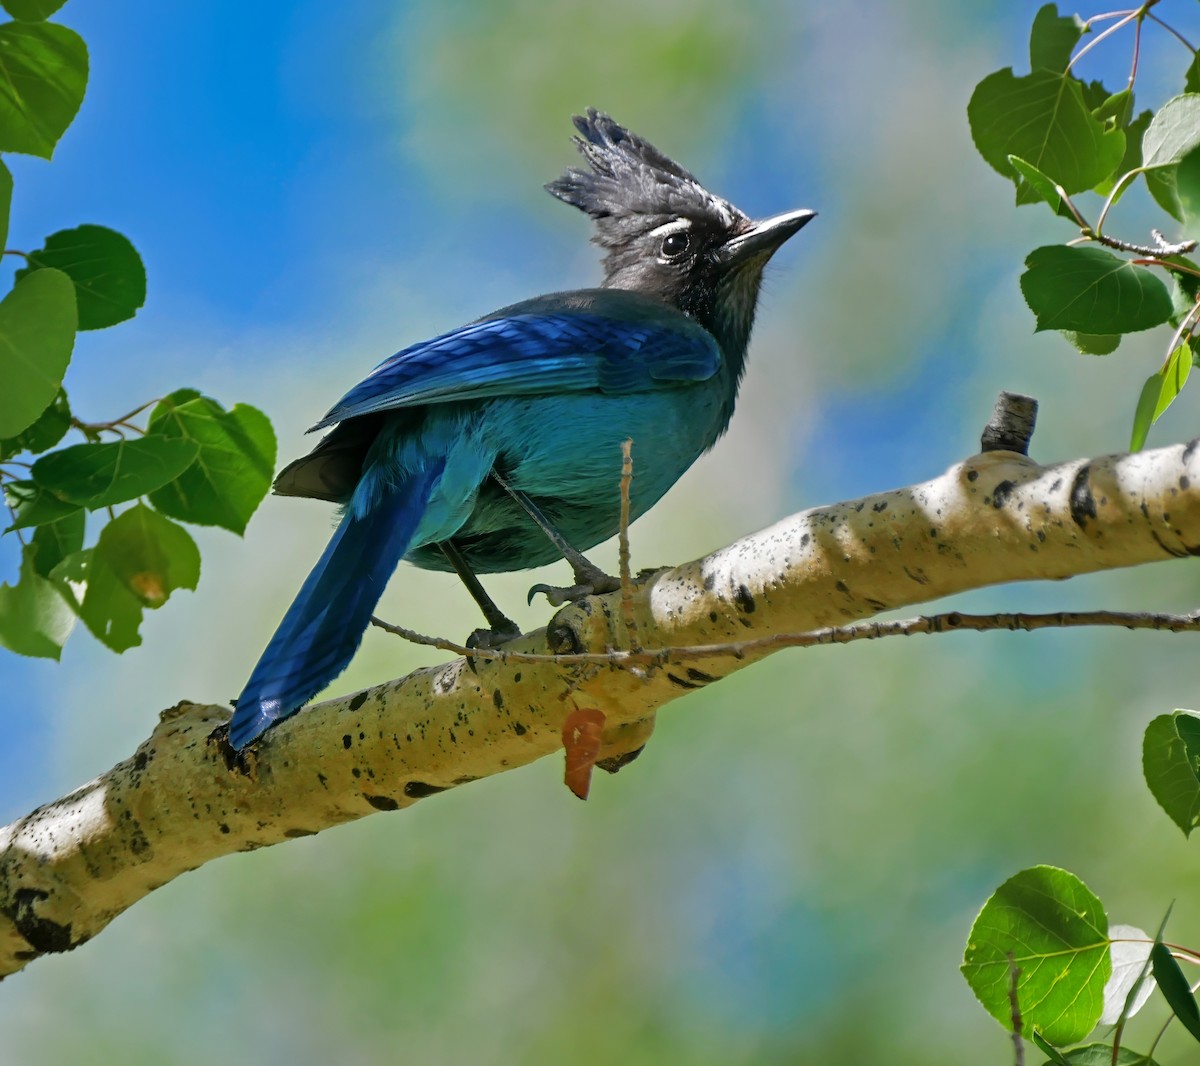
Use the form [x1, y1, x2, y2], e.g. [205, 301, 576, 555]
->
[1132, 257, 1200, 278]
[369, 609, 1200, 669]
[617, 438, 639, 651]
[1095, 168, 1144, 236]
[1128, 8, 1143, 88]
[981, 392, 1038, 455]
[1068, 9, 1141, 72]
[1158, 299, 1200, 373]
[1008, 954, 1025, 1066]
[1088, 230, 1197, 257]
[70, 398, 160, 441]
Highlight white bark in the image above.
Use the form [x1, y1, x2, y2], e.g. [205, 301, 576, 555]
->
[1, 433, 1197, 978]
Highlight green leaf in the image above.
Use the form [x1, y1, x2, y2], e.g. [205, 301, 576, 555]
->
[1020, 245, 1173, 334]
[1092, 88, 1132, 129]
[28, 506, 83, 578]
[962, 865, 1110, 1045]
[0, 21, 87, 159]
[1137, 96, 1200, 217]
[1187, 53, 1200, 95]
[1144, 94, 1200, 169]
[0, 158, 11, 256]
[1130, 344, 1191, 452]
[146, 391, 276, 534]
[1029, 4, 1085, 74]
[48, 544, 88, 582]
[968, 69, 1125, 196]
[1061, 331, 1120, 355]
[1007, 155, 1075, 218]
[78, 503, 199, 651]
[1169, 261, 1200, 325]
[1146, 165, 1184, 222]
[0, 388, 69, 459]
[0, 267, 76, 438]
[1099, 108, 1152, 199]
[1143, 711, 1200, 834]
[1176, 146, 1200, 241]
[0, 544, 75, 658]
[1, 0, 70, 19]
[2, 478, 80, 530]
[1041, 1045, 1162, 1065]
[1032, 1031, 1072, 1065]
[1150, 941, 1200, 1044]
[30, 436, 199, 509]
[17, 225, 146, 330]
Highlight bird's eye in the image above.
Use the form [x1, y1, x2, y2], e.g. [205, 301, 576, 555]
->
[660, 231, 691, 259]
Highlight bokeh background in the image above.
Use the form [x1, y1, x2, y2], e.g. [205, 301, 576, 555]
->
[2, 1, 1199, 1062]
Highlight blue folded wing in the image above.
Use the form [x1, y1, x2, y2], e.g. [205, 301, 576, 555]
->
[313, 305, 722, 430]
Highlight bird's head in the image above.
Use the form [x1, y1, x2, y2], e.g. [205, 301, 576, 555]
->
[546, 109, 814, 355]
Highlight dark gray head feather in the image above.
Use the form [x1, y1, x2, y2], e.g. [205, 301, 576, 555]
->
[545, 109, 741, 246]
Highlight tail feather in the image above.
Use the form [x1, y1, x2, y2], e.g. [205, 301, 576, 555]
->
[229, 464, 440, 749]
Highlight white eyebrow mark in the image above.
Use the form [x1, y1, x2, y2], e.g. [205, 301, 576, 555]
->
[646, 218, 694, 239]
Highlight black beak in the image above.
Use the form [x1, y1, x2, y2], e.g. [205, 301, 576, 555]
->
[718, 208, 816, 267]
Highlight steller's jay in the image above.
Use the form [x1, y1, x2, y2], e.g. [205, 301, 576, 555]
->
[229, 109, 813, 749]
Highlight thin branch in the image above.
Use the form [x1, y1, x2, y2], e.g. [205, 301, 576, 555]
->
[70, 397, 161, 441]
[1128, 8, 1143, 88]
[1008, 954, 1025, 1066]
[1145, 10, 1196, 52]
[370, 609, 1200, 669]
[1068, 9, 1140, 72]
[1095, 167, 1145, 236]
[1089, 230, 1197, 257]
[618, 438, 639, 651]
[1132, 257, 1200, 278]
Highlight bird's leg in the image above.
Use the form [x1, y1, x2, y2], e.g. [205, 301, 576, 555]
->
[440, 541, 522, 648]
[490, 471, 621, 606]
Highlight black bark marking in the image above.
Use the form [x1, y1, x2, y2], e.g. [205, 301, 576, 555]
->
[733, 585, 756, 613]
[404, 781, 447, 798]
[492, 689, 504, 710]
[1069, 465, 1097, 529]
[597, 746, 645, 774]
[991, 480, 1016, 509]
[363, 794, 400, 811]
[11, 889, 73, 954]
[349, 691, 368, 712]
[667, 673, 703, 689]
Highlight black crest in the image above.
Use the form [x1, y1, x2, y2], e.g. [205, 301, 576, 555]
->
[545, 109, 740, 245]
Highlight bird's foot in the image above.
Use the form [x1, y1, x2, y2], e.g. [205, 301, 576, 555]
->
[527, 566, 622, 607]
[465, 618, 523, 650]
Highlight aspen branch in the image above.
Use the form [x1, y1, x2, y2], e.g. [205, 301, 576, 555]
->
[3, 397, 1200, 978]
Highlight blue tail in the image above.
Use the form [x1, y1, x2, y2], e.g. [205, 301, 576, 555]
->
[229, 464, 441, 749]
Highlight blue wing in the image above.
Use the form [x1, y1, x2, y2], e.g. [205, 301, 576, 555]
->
[312, 292, 722, 430]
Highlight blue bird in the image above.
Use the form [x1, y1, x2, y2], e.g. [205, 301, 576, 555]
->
[229, 109, 813, 749]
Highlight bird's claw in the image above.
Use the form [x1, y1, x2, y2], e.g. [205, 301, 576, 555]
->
[466, 620, 522, 650]
[527, 571, 622, 607]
